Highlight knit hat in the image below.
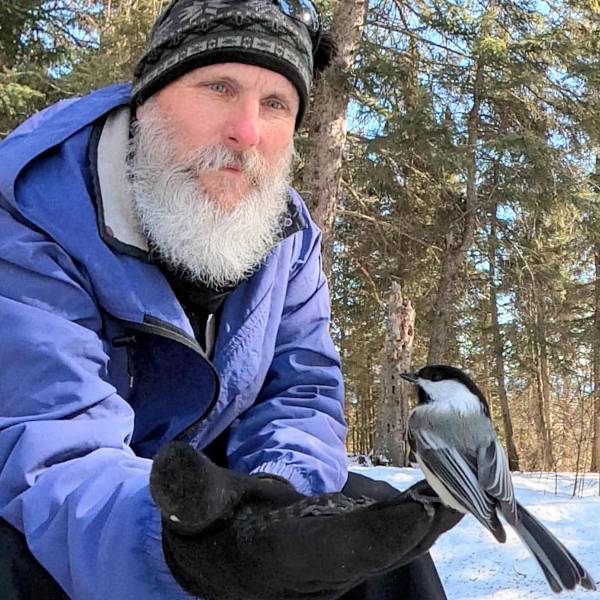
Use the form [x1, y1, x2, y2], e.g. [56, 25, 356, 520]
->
[131, 0, 319, 126]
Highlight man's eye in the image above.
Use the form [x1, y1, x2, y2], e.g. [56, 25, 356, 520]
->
[265, 98, 285, 110]
[209, 82, 228, 94]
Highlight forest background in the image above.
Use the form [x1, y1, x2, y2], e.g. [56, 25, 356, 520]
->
[2, 0, 599, 481]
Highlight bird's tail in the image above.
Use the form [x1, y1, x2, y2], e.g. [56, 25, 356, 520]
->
[513, 503, 596, 593]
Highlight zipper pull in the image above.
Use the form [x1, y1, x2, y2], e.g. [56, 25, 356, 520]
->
[205, 313, 216, 358]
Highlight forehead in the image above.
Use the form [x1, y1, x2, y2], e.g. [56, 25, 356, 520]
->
[180, 62, 298, 96]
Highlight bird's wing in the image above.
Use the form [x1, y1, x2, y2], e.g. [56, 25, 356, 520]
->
[477, 439, 517, 525]
[410, 427, 505, 541]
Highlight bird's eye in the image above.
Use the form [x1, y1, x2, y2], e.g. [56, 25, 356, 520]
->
[431, 373, 442, 382]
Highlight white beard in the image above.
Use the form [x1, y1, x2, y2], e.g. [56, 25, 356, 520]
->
[126, 101, 294, 288]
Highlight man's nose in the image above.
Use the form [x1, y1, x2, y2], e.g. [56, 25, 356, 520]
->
[223, 99, 261, 151]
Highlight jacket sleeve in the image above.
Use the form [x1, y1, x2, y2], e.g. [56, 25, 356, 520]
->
[225, 205, 348, 495]
[0, 206, 192, 600]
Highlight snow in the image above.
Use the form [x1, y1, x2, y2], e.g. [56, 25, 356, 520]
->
[348, 461, 600, 599]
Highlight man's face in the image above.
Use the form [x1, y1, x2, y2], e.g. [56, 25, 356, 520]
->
[136, 62, 299, 210]
[128, 63, 298, 289]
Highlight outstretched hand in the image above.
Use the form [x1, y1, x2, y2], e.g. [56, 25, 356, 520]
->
[150, 442, 462, 600]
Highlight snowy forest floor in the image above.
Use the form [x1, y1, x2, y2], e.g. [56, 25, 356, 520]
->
[348, 461, 600, 599]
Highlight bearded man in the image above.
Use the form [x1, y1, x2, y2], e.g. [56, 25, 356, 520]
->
[0, 2, 461, 599]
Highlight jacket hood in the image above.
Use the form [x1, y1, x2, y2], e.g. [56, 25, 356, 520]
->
[0, 83, 132, 206]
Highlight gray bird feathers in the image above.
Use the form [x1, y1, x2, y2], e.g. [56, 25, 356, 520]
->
[401, 364, 596, 593]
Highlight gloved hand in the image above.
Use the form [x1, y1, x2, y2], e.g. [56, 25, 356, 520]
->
[150, 442, 462, 600]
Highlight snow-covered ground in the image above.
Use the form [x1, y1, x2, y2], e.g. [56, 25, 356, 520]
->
[348, 462, 600, 599]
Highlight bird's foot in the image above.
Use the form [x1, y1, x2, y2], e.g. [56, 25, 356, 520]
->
[405, 481, 442, 519]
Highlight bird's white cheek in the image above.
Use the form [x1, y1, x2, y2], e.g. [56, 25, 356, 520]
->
[420, 380, 482, 414]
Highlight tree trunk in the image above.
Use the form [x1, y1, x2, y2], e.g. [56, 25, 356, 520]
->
[298, 0, 368, 274]
[536, 294, 554, 444]
[529, 293, 555, 471]
[592, 243, 600, 473]
[592, 151, 600, 475]
[374, 283, 415, 466]
[427, 61, 483, 364]
[488, 201, 520, 471]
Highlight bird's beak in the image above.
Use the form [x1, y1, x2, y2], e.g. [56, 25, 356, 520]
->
[400, 372, 418, 384]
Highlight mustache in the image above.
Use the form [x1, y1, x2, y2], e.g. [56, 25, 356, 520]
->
[182, 144, 267, 186]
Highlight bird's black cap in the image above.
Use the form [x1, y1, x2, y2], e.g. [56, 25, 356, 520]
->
[402, 364, 490, 413]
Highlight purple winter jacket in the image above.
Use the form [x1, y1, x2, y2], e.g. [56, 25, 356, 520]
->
[0, 83, 347, 599]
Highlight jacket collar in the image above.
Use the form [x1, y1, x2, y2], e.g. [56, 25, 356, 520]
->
[89, 106, 150, 258]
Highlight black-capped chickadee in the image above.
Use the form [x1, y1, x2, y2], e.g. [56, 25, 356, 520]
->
[401, 364, 596, 593]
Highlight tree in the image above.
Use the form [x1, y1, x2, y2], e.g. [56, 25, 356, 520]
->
[487, 197, 520, 471]
[0, 0, 96, 136]
[373, 283, 415, 466]
[298, 0, 368, 274]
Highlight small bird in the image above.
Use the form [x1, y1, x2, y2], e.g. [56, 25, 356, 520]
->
[401, 364, 596, 593]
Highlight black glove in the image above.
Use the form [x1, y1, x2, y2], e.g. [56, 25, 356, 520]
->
[150, 442, 462, 600]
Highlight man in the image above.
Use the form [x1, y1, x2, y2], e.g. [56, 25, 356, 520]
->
[0, 1, 460, 599]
